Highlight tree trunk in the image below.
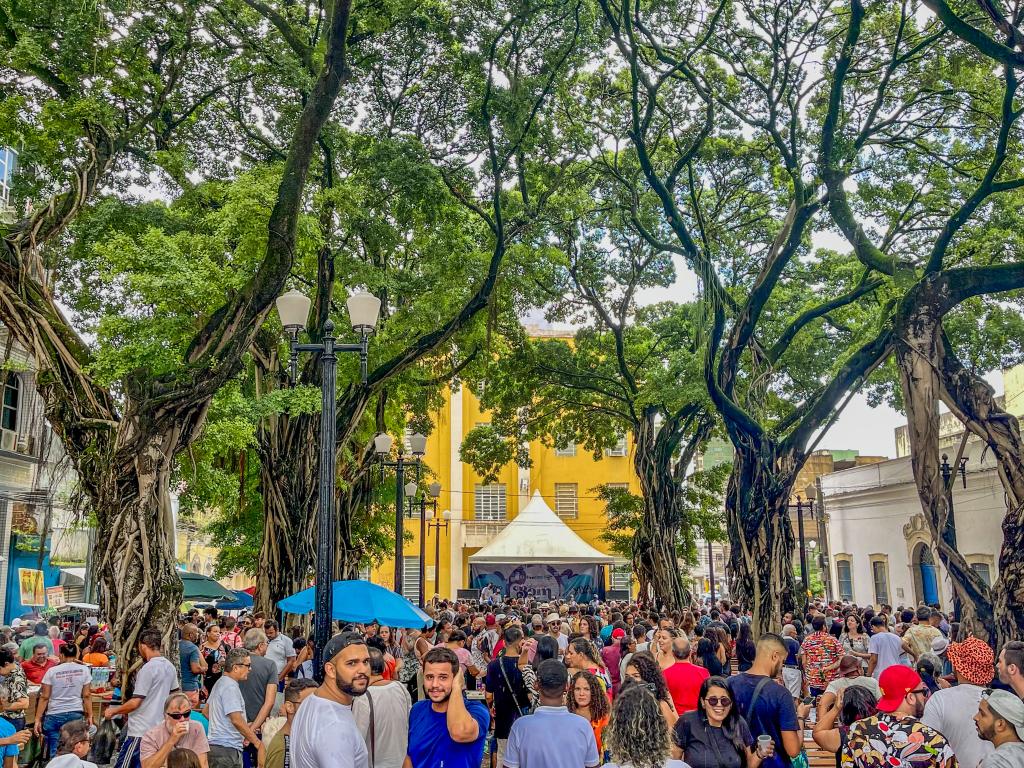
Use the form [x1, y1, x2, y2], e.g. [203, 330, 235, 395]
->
[632, 415, 689, 611]
[724, 435, 798, 636]
[895, 303, 996, 643]
[254, 410, 319, 616]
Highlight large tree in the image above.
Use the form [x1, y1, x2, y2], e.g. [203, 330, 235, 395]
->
[0, 0, 365, 658]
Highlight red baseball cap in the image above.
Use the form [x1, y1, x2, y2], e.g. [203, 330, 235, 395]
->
[485, 614, 497, 626]
[611, 628, 626, 639]
[876, 666, 924, 713]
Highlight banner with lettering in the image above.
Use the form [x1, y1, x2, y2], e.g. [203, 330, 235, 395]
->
[470, 563, 599, 602]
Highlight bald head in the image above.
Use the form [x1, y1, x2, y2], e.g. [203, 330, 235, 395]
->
[671, 636, 691, 660]
[782, 624, 796, 637]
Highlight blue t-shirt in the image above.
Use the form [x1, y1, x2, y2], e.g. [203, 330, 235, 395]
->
[783, 637, 800, 666]
[729, 673, 798, 768]
[407, 698, 489, 768]
[0, 715, 20, 757]
[179, 641, 202, 692]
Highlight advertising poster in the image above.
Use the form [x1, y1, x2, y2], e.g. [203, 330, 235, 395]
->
[470, 563, 599, 602]
[46, 586, 66, 609]
[18, 568, 45, 607]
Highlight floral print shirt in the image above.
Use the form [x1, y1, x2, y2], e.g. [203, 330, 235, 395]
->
[801, 630, 845, 689]
[0, 664, 29, 718]
[841, 713, 959, 767]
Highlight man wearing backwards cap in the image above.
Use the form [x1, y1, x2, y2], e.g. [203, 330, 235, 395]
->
[976, 689, 1024, 768]
[923, 637, 996, 768]
[842, 665, 957, 767]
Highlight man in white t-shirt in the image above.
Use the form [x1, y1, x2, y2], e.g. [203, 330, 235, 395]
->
[544, 614, 568, 654]
[866, 617, 905, 680]
[263, 622, 296, 682]
[922, 637, 996, 768]
[351, 647, 411, 768]
[34, 643, 93, 757]
[206, 648, 264, 768]
[289, 631, 370, 768]
[503, 659, 599, 768]
[105, 628, 180, 768]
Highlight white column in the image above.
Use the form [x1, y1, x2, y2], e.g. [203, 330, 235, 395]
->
[448, 385, 465, 597]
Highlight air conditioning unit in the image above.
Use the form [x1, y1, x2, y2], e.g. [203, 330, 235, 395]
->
[0, 429, 16, 451]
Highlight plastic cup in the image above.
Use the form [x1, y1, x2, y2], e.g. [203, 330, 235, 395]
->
[757, 735, 773, 755]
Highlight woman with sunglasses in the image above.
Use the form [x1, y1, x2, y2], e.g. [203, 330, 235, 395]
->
[672, 676, 764, 768]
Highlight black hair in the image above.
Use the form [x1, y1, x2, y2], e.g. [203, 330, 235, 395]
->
[502, 626, 523, 645]
[839, 686, 878, 726]
[688, 676, 747, 768]
[422, 646, 460, 676]
[534, 635, 559, 664]
[284, 677, 318, 703]
[367, 646, 386, 676]
[138, 628, 163, 650]
[811, 615, 827, 632]
[537, 658, 568, 697]
[624, 651, 671, 705]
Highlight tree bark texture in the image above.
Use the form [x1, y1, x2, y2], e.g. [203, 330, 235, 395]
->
[723, 435, 797, 636]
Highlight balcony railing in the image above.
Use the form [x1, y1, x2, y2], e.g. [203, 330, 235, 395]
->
[462, 519, 508, 547]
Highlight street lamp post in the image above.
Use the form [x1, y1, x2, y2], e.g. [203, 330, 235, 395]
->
[374, 432, 427, 598]
[427, 507, 451, 601]
[405, 480, 441, 608]
[790, 492, 814, 617]
[707, 539, 716, 605]
[940, 453, 967, 619]
[275, 288, 380, 681]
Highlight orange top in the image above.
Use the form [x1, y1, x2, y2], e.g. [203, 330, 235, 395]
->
[83, 652, 109, 667]
[591, 714, 610, 755]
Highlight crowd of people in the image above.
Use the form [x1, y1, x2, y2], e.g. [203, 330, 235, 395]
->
[0, 598, 1021, 768]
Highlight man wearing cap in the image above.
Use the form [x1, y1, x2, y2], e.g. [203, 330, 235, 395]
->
[818, 656, 881, 718]
[922, 636, 996, 768]
[842, 666, 956, 767]
[931, 636, 953, 678]
[545, 614, 568, 655]
[976, 689, 1024, 768]
[289, 631, 370, 768]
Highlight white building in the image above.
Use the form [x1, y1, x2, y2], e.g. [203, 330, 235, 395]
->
[821, 432, 1007, 610]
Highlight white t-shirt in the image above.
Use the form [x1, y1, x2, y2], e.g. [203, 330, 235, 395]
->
[606, 761, 690, 768]
[868, 632, 906, 679]
[127, 656, 179, 738]
[208, 675, 247, 751]
[981, 742, 1024, 768]
[265, 635, 296, 677]
[42, 662, 92, 714]
[504, 707, 600, 768]
[289, 693, 368, 768]
[47, 755, 97, 768]
[824, 675, 881, 699]
[350, 682, 412, 768]
[922, 684, 994, 768]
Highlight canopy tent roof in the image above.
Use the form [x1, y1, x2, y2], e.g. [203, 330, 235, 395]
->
[469, 491, 614, 564]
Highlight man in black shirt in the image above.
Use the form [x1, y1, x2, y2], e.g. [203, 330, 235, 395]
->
[484, 626, 530, 768]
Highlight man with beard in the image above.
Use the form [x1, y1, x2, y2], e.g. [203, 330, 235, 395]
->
[289, 632, 370, 768]
[976, 689, 1024, 768]
[730, 634, 809, 768]
[842, 666, 956, 767]
[404, 647, 489, 768]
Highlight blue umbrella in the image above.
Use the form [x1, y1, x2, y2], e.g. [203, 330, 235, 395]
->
[215, 590, 254, 610]
[277, 580, 432, 628]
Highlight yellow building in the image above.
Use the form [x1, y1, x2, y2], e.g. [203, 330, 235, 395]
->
[369, 383, 641, 600]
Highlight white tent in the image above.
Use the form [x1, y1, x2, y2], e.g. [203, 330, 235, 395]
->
[469, 491, 614, 564]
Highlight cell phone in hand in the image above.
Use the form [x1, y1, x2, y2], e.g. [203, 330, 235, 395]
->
[802, 696, 814, 705]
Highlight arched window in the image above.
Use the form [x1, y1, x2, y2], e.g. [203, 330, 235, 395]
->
[1, 373, 19, 432]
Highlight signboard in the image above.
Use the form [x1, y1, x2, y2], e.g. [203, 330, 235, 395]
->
[470, 563, 599, 602]
[18, 568, 45, 606]
[46, 586, 66, 609]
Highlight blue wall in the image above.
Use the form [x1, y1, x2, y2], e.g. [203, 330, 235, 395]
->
[4, 534, 61, 624]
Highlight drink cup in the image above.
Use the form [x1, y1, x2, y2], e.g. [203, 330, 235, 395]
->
[757, 735, 773, 756]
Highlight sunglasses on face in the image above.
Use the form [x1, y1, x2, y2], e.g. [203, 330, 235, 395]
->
[166, 712, 191, 720]
[910, 687, 929, 697]
[705, 696, 732, 707]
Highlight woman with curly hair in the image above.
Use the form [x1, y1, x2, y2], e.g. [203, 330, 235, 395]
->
[569, 670, 611, 755]
[623, 652, 678, 729]
[566, 637, 612, 691]
[604, 682, 689, 768]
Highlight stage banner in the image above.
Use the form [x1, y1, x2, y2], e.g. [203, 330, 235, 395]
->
[470, 563, 599, 602]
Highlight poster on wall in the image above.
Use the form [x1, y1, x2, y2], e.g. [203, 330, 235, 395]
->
[470, 563, 599, 602]
[18, 568, 45, 606]
[46, 586, 66, 610]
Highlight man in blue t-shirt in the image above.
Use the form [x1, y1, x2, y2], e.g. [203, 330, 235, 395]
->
[730, 633, 810, 768]
[406, 647, 489, 768]
[0, 715, 30, 768]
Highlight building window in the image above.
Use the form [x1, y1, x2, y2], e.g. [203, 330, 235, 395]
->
[971, 562, 992, 587]
[402, 556, 420, 602]
[554, 483, 578, 518]
[358, 565, 371, 582]
[0, 148, 15, 208]
[836, 557, 853, 601]
[474, 484, 507, 521]
[605, 436, 627, 457]
[1, 373, 19, 433]
[870, 556, 889, 605]
[554, 441, 576, 457]
[610, 564, 632, 591]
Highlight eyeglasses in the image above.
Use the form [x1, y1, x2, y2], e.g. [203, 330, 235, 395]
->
[910, 687, 929, 696]
[166, 712, 191, 720]
[705, 696, 732, 707]
[239, 663, 252, 668]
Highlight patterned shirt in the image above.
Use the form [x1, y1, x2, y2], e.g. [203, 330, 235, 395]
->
[842, 714, 959, 767]
[801, 630, 844, 689]
[0, 664, 28, 718]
